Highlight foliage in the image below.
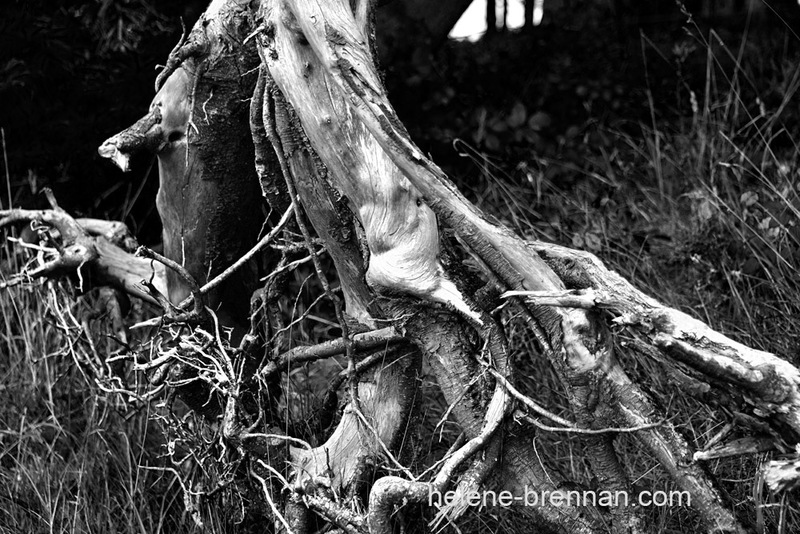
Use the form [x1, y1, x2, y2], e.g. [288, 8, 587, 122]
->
[0, 242, 194, 533]
[0, 0, 190, 241]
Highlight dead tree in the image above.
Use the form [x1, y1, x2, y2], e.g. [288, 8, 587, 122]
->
[3, 0, 800, 532]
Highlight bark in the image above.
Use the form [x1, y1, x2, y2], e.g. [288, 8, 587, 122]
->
[257, 0, 757, 531]
[256, 42, 425, 517]
[99, 0, 264, 327]
[261, 0, 607, 531]
[526, 241, 800, 436]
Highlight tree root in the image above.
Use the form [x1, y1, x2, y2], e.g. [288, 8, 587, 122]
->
[0, 189, 167, 302]
[528, 241, 800, 436]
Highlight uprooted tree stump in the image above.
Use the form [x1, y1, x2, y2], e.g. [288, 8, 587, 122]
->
[3, 0, 800, 533]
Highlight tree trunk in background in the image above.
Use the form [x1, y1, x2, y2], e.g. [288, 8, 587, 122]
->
[524, 0, 535, 30]
[486, 0, 497, 36]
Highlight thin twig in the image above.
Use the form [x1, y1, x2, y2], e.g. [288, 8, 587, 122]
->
[328, 343, 406, 391]
[262, 78, 359, 406]
[302, 493, 365, 534]
[260, 326, 402, 378]
[485, 367, 577, 428]
[136, 246, 205, 317]
[352, 405, 414, 479]
[177, 200, 296, 311]
[252, 468, 294, 533]
[515, 412, 665, 435]
[502, 289, 603, 309]
[432, 385, 507, 489]
[414, 433, 467, 482]
[259, 252, 316, 283]
[242, 432, 312, 450]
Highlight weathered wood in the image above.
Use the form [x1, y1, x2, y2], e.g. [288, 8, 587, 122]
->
[529, 241, 800, 435]
[99, 0, 264, 326]
[0, 193, 167, 303]
[7, 0, 800, 532]
[264, 0, 481, 326]
[263, 0, 754, 531]
[261, 1, 609, 531]
[252, 32, 424, 508]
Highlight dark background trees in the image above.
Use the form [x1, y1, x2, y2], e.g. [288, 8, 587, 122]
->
[4, 0, 799, 232]
[0, 0, 209, 241]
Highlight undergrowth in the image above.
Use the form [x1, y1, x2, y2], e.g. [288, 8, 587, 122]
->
[0, 235, 201, 533]
[436, 12, 800, 534]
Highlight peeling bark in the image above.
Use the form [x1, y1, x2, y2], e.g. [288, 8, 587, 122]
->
[99, 0, 264, 326]
[258, 0, 754, 531]
[261, 1, 608, 531]
[255, 30, 424, 511]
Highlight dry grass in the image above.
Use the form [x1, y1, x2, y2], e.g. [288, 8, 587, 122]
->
[2, 12, 800, 534]
[450, 20, 800, 534]
[0, 232, 198, 533]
